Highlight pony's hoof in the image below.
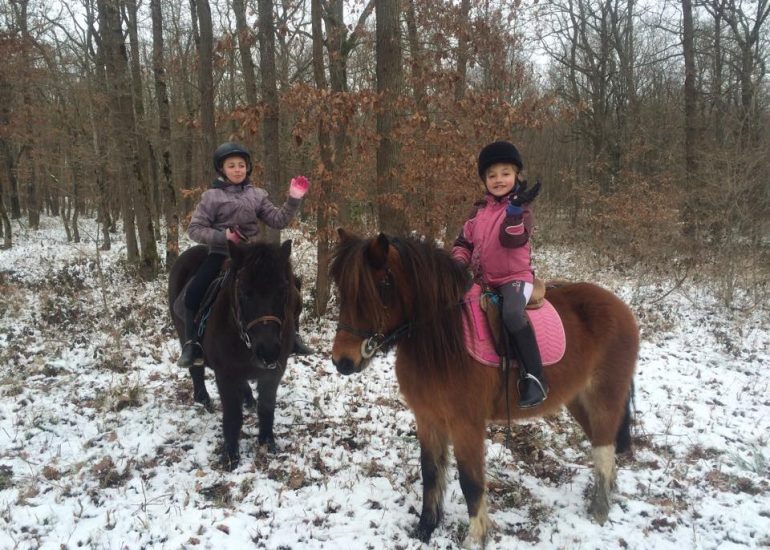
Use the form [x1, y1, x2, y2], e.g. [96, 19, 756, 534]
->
[461, 535, 485, 550]
[221, 453, 240, 471]
[258, 435, 277, 454]
[461, 512, 490, 549]
[588, 486, 610, 524]
[243, 393, 257, 410]
[193, 391, 214, 412]
[412, 525, 433, 543]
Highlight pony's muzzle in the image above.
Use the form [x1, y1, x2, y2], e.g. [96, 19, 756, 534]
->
[332, 356, 362, 375]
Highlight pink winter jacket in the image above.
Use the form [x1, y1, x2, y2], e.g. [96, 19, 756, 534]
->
[188, 180, 301, 255]
[451, 193, 535, 287]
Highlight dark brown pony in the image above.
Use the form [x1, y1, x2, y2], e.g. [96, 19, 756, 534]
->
[330, 230, 638, 547]
[168, 241, 298, 469]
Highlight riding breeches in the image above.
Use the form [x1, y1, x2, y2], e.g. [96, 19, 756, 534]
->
[498, 280, 534, 333]
[184, 252, 227, 312]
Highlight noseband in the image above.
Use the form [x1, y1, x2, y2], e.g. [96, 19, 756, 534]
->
[232, 276, 283, 350]
[336, 322, 412, 359]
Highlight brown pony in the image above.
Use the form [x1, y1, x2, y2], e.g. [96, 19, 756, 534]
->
[330, 230, 638, 548]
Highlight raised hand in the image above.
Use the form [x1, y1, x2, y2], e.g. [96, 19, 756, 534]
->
[511, 179, 541, 206]
[289, 175, 311, 199]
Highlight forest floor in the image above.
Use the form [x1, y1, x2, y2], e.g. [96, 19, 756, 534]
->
[0, 216, 769, 549]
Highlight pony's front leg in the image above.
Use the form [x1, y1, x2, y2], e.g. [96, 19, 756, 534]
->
[588, 444, 616, 524]
[256, 372, 282, 453]
[215, 373, 243, 470]
[452, 420, 490, 549]
[413, 420, 449, 543]
[189, 367, 212, 411]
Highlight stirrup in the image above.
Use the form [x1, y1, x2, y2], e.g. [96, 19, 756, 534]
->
[517, 373, 548, 409]
[178, 340, 204, 368]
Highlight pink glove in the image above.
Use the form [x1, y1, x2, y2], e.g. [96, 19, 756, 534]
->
[226, 227, 245, 244]
[289, 176, 310, 199]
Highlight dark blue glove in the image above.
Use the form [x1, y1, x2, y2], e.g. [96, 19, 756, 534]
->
[506, 203, 523, 216]
[511, 179, 541, 206]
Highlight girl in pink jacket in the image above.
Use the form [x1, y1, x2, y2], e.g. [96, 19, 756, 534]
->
[452, 141, 547, 408]
[177, 142, 310, 368]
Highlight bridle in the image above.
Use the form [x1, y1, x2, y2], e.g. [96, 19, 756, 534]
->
[231, 274, 283, 350]
[337, 319, 413, 359]
[336, 244, 413, 359]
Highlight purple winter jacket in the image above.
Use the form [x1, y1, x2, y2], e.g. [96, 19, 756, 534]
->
[188, 179, 302, 255]
[451, 193, 535, 287]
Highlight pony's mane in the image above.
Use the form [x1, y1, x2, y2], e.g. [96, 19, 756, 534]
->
[391, 237, 471, 373]
[239, 242, 291, 281]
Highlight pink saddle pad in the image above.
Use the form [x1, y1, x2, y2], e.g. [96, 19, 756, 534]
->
[462, 284, 566, 368]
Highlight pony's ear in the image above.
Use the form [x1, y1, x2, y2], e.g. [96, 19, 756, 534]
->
[280, 239, 292, 259]
[365, 233, 390, 269]
[337, 227, 355, 243]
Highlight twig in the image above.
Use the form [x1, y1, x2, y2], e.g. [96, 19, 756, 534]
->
[647, 264, 691, 305]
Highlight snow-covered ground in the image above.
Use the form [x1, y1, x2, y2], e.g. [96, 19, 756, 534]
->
[1, 217, 768, 549]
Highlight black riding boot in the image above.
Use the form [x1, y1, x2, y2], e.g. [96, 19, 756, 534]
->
[177, 308, 204, 368]
[509, 323, 548, 408]
[292, 332, 314, 355]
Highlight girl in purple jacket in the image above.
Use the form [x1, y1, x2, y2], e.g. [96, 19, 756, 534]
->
[177, 142, 310, 368]
[452, 141, 547, 408]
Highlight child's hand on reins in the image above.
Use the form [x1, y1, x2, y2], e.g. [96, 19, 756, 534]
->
[226, 226, 246, 243]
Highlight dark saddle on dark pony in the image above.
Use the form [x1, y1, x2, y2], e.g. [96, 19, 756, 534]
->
[171, 265, 231, 337]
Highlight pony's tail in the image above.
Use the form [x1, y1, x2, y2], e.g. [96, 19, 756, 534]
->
[615, 381, 635, 454]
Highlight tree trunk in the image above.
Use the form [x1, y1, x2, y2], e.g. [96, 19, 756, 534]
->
[454, 0, 470, 102]
[151, 0, 179, 267]
[682, 0, 697, 185]
[311, 0, 332, 317]
[258, 0, 281, 244]
[194, 0, 217, 179]
[711, 3, 725, 147]
[233, 0, 259, 157]
[14, 0, 39, 228]
[375, 0, 405, 235]
[0, 187, 11, 249]
[97, 0, 158, 275]
[125, 0, 158, 228]
[234, 0, 259, 107]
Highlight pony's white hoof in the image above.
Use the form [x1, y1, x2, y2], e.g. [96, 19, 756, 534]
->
[588, 483, 611, 524]
[461, 535, 485, 550]
[461, 509, 490, 549]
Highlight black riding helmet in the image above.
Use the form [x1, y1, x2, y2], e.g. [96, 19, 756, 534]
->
[477, 141, 523, 180]
[213, 142, 252, 178]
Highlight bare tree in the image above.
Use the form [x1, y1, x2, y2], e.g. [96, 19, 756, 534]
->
[375, 0, 406, 234]
[233, 0, 259, 106]
[10, 0, 40, 228]
[151, 0, 179, 266]
[193, 0, 217, 178]
[258, 0, 281, 243]
[97, 0, 158, 276]
[683, 0, 697, 185]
